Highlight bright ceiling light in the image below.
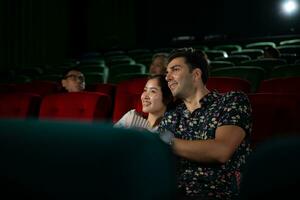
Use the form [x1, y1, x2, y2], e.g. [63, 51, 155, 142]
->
[282, 0, 298, 15]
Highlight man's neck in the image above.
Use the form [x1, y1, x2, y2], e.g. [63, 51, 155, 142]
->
[183, 86, 210, 113]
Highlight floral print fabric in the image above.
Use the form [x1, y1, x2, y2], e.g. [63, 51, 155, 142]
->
[158, 91, 252, 199]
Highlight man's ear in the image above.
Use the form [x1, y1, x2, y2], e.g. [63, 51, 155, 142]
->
[193, 68, 202, 81]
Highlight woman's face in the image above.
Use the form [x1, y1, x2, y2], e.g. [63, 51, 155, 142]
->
[141, 78, 166, 114]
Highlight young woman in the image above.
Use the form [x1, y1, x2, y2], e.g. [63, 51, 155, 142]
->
[114, 74, 173, 132]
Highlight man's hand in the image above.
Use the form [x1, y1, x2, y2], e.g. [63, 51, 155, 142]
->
[159, 130, 175, 146]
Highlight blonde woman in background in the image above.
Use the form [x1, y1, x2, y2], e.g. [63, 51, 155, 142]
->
[149, 53, 169, 75]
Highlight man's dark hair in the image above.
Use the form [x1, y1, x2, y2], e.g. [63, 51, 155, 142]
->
[168, 47, 209, 84]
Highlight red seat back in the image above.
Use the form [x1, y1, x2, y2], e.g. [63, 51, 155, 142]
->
[0, 92, 41, 119]
[248, 93, 300, 147]
[14, 81, 60, 96]
[0, 83, 16, 93]
[86, 83, 117, 119]
[86, 83, 116, 98]
[258, 77, 300, 94]
[112, 78, 148, 122]
[206, 77, 251, 93]
[39, 92, 111, 122]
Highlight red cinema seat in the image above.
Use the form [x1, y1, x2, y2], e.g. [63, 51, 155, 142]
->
[39, 92, 111, 122]
[14, 81, 60, 96]
[257, 77, 300, 94]
[112, 77, 148, 122]
[86, 83, 116, 99]
[206, 77, 251, 93]
[0, 92, 41, 119]
[86, 83, 117, 118]
[0, 83, 16, 93]
[248, 93, 300, 147]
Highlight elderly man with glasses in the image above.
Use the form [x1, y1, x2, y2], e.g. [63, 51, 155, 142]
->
[61, 68, 86, 92]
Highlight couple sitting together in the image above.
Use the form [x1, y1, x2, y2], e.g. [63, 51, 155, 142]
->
[115, 48, 252, 200]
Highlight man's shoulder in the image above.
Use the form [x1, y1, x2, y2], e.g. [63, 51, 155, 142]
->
[221, 91, 249, 102]
[223, 90, 247, 97]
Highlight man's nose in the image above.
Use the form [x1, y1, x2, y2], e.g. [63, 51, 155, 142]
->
[165, 72, 172, 81]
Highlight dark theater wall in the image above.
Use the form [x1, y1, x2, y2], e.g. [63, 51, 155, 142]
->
[0, 0, 299, 68]
[135, 0, 300, 47]
[86, 0, 136, 52]
[0, 0, 71, 68]
[68, 0, 137, 57]
[0, 0, 136, 68]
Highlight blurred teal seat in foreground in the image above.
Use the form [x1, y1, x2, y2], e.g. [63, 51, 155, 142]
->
[0, 119, 176, 200]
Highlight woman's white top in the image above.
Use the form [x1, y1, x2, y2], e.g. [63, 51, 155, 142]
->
[114, 109, 158, 132]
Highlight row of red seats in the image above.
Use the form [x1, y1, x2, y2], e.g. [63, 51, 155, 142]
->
[112, 77, 300, 146]
[0, 77, 249, 121]
[0, 92, 112, 122]
[1, 77, 300, 147]
[249, 93, 300, 146]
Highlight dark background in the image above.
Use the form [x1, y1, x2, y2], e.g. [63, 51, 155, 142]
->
[137, 0, 300, 46]
[0, 0, 299, 68]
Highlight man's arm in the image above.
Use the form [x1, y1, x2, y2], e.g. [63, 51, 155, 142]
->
[172, 125, 246, 164]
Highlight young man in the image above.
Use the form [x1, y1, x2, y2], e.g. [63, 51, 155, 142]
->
[61, 68, 86, 92]
[158, 48, 252, 200]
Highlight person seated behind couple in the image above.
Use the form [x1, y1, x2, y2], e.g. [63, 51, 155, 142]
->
[114, 74, 173, 132]
[149, 53, 169, 75]
[61, 67, 85, 92]
[263, 46, 280, 59]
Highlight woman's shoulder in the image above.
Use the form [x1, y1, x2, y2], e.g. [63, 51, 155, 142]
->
[125, 109, 142, 117]
[114, 109, 138, 128]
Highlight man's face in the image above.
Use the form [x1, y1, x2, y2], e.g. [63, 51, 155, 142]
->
[165, 57, 194, 98]
[61, 70, 85, 92]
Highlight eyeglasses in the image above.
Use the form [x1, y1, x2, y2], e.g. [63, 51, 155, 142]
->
[64, 74, 85, 82]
